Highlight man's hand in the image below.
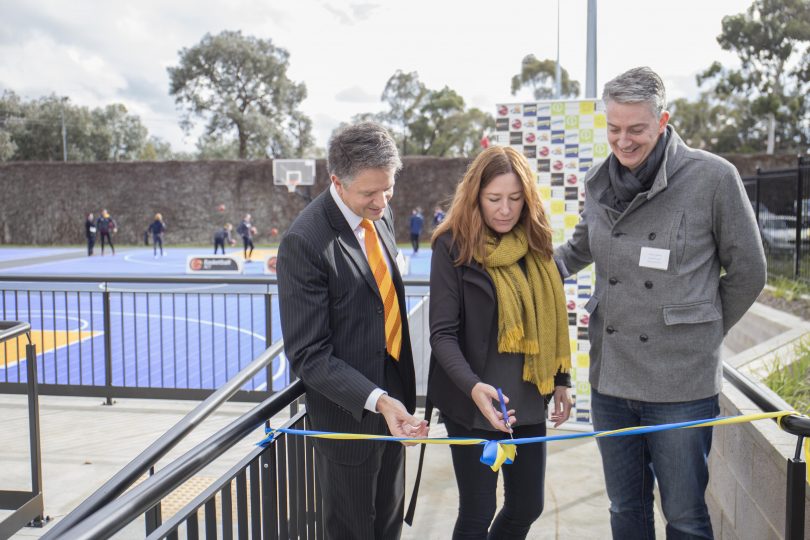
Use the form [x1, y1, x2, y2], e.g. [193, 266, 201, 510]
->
[471, 382, 516, 433]
[549, 385, 573, 427]
[376, 394, 429, 445]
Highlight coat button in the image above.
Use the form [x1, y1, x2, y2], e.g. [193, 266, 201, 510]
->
[376, 306, 383, 314]
[606, 326, 616, 334]
[645, 281, 653, 289]
[613, 231, 623, 238]
[609, 277, 618, 285]
[648, 232, 656, 240]
[639, 334, 649, 342]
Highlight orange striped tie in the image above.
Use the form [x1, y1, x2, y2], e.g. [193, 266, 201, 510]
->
[360, 219, 402, 361]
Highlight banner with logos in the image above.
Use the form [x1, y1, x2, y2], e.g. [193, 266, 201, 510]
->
[494, 100, 608, 425]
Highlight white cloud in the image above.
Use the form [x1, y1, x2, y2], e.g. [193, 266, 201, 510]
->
[0, 0, 753, 153]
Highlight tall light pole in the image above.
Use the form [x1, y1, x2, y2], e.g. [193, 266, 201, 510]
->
[555, 0, 562, 99]
[585, 0, 598, 98]
[60, 97, 67, 162]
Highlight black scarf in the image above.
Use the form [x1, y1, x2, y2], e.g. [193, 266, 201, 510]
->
[602, 126, 670, 212]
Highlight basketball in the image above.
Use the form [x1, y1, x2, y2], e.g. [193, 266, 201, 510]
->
[217, 204, 226, 212]
[270, 227, 279, 237]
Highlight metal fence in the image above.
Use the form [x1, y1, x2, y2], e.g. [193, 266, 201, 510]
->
[743, 156, 810, 282]
[0, 275, 432, 404]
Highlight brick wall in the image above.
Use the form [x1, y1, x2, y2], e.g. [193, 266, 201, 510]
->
[0, 153, 795, 245]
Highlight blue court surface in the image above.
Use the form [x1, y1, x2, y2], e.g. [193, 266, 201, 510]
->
[0, 246, 432, 394]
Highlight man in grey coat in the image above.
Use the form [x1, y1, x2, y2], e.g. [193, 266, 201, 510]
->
[555, 67, 766, 539]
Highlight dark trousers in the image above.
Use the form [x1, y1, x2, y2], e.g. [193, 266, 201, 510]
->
[87, 236, 95, 256]
[314, 419, 405, 540]
[242, 236, 254, 258]
[99, 232, 114, 254]
[153, 234, 163, 255]
[444, 417, 547, 539]
[214, 239, 225, 254]
[410, 233, 420, 253]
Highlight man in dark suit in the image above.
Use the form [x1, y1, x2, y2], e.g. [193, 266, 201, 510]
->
[277, 122, 428, 539]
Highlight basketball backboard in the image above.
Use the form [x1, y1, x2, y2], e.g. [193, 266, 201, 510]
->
[273, 159, 316, 193]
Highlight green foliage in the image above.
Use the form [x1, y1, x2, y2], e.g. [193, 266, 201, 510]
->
[510, 55, 580, 100]
[360, 71, 493, 157]
[769, 275, 810, 302]
[764, 337, 810, 414]
[0, 90, 155, 161]
[669, 94, 763, 153]
[696, 0, 810, 153]
[168, 30, 314, 160]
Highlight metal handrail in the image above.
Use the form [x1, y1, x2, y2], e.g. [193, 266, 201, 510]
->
[59, 379, 305, 539]
[0, 320, 31, 343]
[42, 339, 287, 539]
[722, 361, 810, 540]
[146, 408, 308, 539]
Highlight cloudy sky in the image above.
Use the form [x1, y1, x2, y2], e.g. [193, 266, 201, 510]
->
[0, 0, 753, 153]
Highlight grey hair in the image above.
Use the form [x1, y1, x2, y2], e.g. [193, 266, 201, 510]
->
[602, 67, 667, 117]
[327, 121, 402, 183]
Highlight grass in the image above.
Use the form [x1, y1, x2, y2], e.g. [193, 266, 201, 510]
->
[763, 338, 810, 415]
[768, 275, 810, 302]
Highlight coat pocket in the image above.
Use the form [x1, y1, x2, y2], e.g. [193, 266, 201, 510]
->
[662, 301, 721, 325]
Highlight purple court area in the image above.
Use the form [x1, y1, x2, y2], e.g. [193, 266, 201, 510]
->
[0, 246, 431, 394]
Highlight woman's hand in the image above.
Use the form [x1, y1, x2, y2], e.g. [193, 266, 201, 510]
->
[471, 382, 516, 433]
[549, 386, 573, 427]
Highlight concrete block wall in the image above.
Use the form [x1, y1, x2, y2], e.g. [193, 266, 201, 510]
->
[707, 382, 810, 539]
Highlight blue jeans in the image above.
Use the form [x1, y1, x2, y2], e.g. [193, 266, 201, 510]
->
[591, 388, 719, 540]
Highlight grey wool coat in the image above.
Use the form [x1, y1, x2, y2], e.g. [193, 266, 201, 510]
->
[555, 127, 766, 402]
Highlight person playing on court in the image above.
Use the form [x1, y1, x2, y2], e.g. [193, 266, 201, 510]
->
[84, 212, 96, 256]
[213, 223, 235, 254]
[96, 209, 117, 256]
[149, 213, 167, 257]
[236, 214, 255, 261]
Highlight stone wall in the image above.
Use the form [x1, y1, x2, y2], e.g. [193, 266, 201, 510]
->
[0, 153, 797, 245]
[0, 157, 469, 246]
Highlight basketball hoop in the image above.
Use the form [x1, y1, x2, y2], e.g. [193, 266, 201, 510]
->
[273, 159, 315, 195]
[286, 178, 300, 193]
[286, 170, 301, 193]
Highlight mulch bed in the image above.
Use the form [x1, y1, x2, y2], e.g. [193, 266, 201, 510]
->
[757, 289, 810, 321]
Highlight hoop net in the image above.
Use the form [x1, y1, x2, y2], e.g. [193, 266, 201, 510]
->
[285, 170, 302, 193]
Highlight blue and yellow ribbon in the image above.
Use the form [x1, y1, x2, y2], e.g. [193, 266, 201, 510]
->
[259, 411, 801, 472]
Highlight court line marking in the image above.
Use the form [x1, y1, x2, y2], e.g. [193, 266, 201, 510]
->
[1, 309, 287, 382]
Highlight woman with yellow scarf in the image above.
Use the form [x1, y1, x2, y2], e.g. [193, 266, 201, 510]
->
[428, 146, 572, 538]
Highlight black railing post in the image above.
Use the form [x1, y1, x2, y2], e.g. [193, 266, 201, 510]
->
[265, 290, 273, 392]
[785, 436, 806, 540]
[754, 167, 761, 223]
[102, 284, 113, 406]
[25, 341, 46, 526]
[795, 157, 804, 279]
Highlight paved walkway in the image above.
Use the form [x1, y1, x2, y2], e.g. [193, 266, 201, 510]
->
[1, 392, 669, 539]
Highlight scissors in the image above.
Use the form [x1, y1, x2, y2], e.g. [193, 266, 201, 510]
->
[496, 387, 514, 440]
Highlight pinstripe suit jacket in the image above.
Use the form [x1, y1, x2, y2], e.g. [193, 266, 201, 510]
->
[277, 190, 416, 464]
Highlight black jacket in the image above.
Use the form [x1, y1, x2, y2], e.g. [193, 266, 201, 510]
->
[277, 190, 416, 464]
[428, 232, 570, 429]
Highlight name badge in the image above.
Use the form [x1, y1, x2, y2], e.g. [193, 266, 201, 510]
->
[639, 247, 670, 270]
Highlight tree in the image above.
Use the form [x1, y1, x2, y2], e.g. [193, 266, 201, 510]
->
[0, 91, 155, 161]
[698, 0, 810, 153]
[382, 70, 427, 154]
[511, 55, 580, 100]
[168, 30, 314, 159]
[669, 94, 762, 153]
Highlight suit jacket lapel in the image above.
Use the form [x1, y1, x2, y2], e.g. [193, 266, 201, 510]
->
[323, 192, 380, 297]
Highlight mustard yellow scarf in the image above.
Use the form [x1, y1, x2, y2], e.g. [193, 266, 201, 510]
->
[474, 226, 571, 394]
